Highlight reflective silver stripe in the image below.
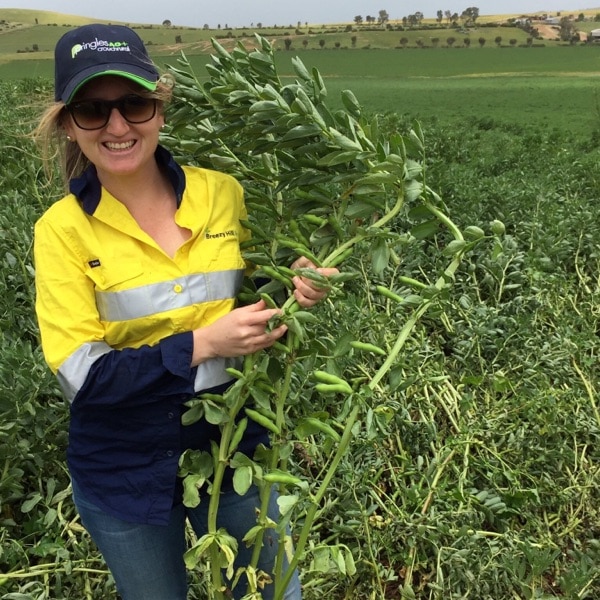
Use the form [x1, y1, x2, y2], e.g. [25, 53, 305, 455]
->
[194, 356, 243, 393]
[96, 270, 244, 323]
[57, 341, 112, 404]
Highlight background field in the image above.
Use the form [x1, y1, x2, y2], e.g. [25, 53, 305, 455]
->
[2, 8, 600, 136]
[4, 50, 599, 135]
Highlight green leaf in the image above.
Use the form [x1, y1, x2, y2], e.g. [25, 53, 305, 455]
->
[233, 465, 253, 495]
[182, 474, 204, 508]
[410, 220, 440, 240]
[291, 56, 312, 81]
[281, 124, 322, 141]
[355, 171, 398, 186]
[21, 493, 42, 513]
[277, 494, 299, 515]
[341, 89, 362, 118]
[371, 238, 390, 275]
[328, 128, 362, 151]
[181, 402, 204, 426]
[204, 400, 229, 425]
[317, 150, 361, 166]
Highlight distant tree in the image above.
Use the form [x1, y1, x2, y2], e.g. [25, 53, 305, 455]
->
[175, 35, 182, 43]
[354, 15, 363, 25]
[256, 22, 263, 28]
[203, 23, 210, 29]
[526, 37, 533, 46]
[577, 12, 585, 21]
[431, 36, 440, 47]
[351, 35, 357, 47]
[378, 10, 390, 26]
[162, 19, 172, 27]
[436, 10, 443, 23]
[447, 36, 456, 46]
[559, 16, 577, 41]
[365, 15, 374, 24]
[464, 37, 471, 47]
[478, 36, 486, 46]
[509, 38, 517, 46]
[451, 13, 459, 25]
[335, 41, 341, 48]
[32, 43, 39, 51]
[302, 38, 309, 48]
[399, 36, 409, 47]
[284, 37, 292, 50]
[494, 35, 502, 46]
[462, 6, 479, 25]
[595, 13, 600, 21]
[444, 9, 452, 24]
[319, 38, 325, 48]
[415, 38, 424, 47]
[402, 16, 408, 27]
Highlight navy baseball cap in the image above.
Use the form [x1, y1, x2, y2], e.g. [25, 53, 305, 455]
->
[54, 24, 159, 103]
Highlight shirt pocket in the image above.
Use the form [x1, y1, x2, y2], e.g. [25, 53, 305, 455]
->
[86, 257, 145, 292]
[207, 237, 245, 271]
[87, 257, 147, 324]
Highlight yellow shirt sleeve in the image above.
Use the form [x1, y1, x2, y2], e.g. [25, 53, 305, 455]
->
[34, 206, 105, 374]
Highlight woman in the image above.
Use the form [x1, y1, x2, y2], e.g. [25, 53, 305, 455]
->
[34, 23, 335, 600]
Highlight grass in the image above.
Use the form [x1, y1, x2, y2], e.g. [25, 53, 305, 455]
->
[158, 48, 600, 135]
[7, 44, 600, 136]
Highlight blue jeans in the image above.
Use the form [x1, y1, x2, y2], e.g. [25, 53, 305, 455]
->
[72, 479, 302, 600]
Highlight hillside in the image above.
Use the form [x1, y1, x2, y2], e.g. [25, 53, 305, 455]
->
[2, 6, 600, 28]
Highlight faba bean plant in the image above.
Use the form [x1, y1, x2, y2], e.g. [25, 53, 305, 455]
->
[161, 36, 491, 599]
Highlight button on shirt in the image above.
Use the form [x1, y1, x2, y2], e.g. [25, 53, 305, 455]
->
[34, 147, 268, 525]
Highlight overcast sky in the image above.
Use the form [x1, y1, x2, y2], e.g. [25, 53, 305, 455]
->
[4, 0, 592, 27]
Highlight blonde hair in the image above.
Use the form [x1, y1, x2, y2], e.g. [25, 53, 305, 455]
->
[33, 76, 174, 192]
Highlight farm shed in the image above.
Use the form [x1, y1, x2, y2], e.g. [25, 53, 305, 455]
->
[590, 28, 600, 39]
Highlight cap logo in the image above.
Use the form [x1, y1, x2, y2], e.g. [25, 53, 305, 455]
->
[70, 38, 131, 59]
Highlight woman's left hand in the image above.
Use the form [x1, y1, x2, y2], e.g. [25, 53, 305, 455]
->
[291, 256, 339, 308]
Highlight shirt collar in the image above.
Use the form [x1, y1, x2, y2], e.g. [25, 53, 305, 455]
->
[69, 145, 186, 215]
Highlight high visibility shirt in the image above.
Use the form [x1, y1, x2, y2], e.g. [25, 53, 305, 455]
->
[34, 146, 268, 525]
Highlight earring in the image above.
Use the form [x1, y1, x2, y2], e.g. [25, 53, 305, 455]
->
[66, 135, 72, 141]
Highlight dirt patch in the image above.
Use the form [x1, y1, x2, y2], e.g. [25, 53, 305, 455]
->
[534, 24, 560, 40]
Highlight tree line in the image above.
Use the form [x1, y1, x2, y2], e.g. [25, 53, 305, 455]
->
[353, 7, 480, 27]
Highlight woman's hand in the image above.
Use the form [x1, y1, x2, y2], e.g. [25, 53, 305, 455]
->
[291, 256, 339, 308]
[192, 300, 287, 365]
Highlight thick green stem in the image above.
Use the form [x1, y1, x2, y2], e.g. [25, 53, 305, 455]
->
[206, 387, 250, 599]
[274, 402, 361, 600]
[370, 252, 463, 389]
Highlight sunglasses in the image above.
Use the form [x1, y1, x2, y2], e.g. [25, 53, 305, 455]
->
[65, 95, 158, 130]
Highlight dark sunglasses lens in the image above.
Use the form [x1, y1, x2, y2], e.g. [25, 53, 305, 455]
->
[70, 100, 110, 130]
[121, 96, 156, 123]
